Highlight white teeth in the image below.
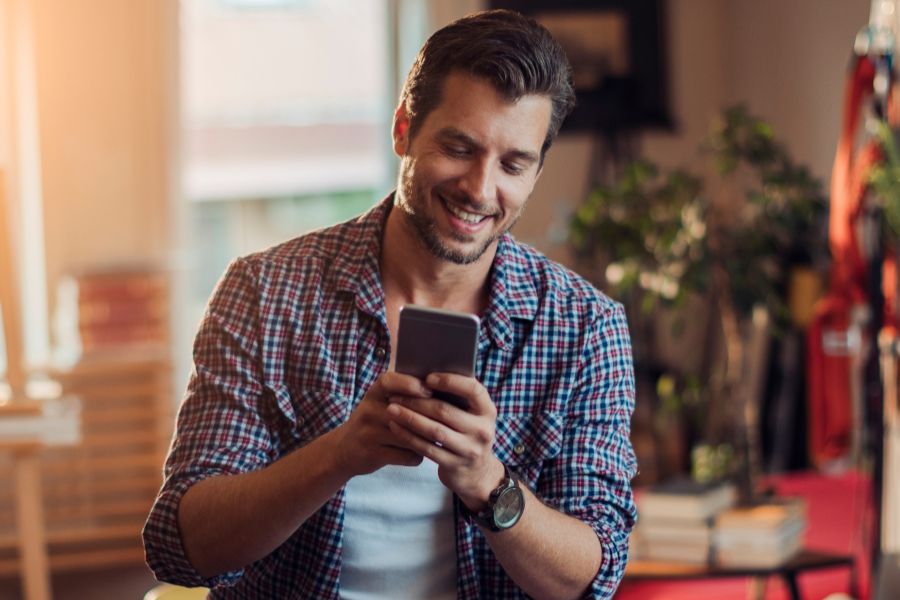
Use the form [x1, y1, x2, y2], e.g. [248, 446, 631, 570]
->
[446, 202, 487, 224]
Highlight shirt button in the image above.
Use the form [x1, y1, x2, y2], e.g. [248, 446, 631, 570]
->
[513, 443, 526, 456]
[375, 347, 387, 359]
[296, 415, 305, 427]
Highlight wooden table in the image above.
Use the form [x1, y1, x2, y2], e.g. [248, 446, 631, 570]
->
[0, 403, 51, 600]
[0, 396, 82, 600]
[625, 550, 856, 600]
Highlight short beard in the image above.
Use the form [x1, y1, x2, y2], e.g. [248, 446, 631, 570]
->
[397, 162, 517, 265]
[406, 207, 499, 265]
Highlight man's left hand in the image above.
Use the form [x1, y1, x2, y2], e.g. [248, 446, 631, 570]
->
[386, 372, 505, 511]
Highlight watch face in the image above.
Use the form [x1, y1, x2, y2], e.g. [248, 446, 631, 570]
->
[493, 487, 525, 528]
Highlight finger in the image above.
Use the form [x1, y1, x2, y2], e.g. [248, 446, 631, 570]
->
[425, 373, 494, 417]
[380, 371, 433, 398]
[388, 419, 458, 466]
[380, 444, 426, 467]
[388, 395, 475, 431]
[361, 374, 430, 410]
[387, 402, 473, 457]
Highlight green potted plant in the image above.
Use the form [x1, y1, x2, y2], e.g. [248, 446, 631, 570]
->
[570, 105, 828, 493]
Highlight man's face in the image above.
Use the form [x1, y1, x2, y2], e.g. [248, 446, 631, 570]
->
[393, 71, 552, 265]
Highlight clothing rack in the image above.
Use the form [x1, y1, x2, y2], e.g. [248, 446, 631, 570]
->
[854, 1, 900, 592]
[860, 2, 897, 55]
[859, 1, 897, 121]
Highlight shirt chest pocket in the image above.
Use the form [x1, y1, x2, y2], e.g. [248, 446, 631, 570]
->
[494, 411, 564, 485]
[268, 385, 349, 449]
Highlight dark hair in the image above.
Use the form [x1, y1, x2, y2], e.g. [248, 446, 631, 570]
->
[400, 9, 576, 161]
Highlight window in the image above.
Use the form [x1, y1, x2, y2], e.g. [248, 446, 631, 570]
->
[180, 0, 394, 323]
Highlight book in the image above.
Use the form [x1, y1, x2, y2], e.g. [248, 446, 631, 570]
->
[713, 497, 807, 567]
[640, 539, 712, 564]
[715, 515, 806, 550]
[634, 520, 712, 545]
[715, 497, 806, 530]
[633, 495, 715, 564]
[73, 269, 169, 354]
[637, 478, 737, 521]
[716, 533, 803, 568]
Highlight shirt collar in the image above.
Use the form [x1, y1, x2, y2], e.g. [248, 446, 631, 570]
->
[481, 233, 540, 350]
[330, 194, 541, 345]
[332, 196, 391, 319]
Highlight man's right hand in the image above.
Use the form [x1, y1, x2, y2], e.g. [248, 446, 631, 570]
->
[328, 372, 430, 477]
[177, 371, 432, 579]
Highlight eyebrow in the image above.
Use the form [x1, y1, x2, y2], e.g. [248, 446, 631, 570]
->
[436, 127, 540, 165]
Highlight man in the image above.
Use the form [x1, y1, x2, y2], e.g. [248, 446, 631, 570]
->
[144, 9, 636, 599]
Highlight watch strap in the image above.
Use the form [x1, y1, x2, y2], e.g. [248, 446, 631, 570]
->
[460, 464, 520, 531]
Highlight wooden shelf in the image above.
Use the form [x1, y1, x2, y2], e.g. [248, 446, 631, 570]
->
[0, 521, 147, 550]
[0, 354, 172, 582]
[0, 547, 148, 578]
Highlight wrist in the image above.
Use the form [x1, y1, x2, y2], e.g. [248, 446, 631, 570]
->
[459, 457, 506, 512]
[459, 461, 526, 532]
[318, 426, 355, 481]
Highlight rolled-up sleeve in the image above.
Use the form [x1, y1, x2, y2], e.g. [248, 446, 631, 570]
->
[543, 301, 638, 599]
[143, 257, 274, 588]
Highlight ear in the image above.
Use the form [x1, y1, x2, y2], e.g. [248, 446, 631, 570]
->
[392, 103, 411, 156]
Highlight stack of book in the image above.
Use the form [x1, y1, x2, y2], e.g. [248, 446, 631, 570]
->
[76, 269, 168, 355]
[633, 478, 737, 564]
[714, 498, 807, 567]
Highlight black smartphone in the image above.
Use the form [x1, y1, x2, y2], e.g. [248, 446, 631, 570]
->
[395, 305, 480, 408]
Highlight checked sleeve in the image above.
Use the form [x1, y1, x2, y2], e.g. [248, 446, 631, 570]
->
[142, 258, 275, 589]
[541, 300, 637, 599]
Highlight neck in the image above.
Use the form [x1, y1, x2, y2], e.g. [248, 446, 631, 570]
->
[380, 204, 494, 315]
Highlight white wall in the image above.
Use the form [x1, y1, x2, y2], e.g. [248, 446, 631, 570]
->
[517, 0, 870, 268]
[723, 0, 868, 186]
[31, 0, 178, 323]
[518, 0, 733, 266]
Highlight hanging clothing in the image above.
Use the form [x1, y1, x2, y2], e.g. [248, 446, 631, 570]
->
[808, 54, 885, 466]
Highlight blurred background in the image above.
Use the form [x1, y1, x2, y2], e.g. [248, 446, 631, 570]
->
[2, 0, 897, 598]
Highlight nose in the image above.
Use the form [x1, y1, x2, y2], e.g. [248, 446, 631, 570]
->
[458, 159, 496, 206]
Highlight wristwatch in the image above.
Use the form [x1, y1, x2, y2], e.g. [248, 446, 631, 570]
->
[461, 464, 525, 531]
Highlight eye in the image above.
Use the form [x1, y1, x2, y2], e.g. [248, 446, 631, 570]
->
[502, 161, 526, 176]
[442, 144, 470, 158]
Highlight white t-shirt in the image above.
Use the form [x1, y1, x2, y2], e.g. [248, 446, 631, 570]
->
[339, 459, 457, 600]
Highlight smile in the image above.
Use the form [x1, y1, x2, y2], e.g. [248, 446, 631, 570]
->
[442, 198, 492, 225]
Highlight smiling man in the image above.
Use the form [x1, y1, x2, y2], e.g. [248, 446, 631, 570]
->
[391, 71, 547, 267]
[144, 9, 637, 600]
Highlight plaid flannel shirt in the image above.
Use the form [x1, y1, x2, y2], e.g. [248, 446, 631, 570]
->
[143, 196, 637, 599]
